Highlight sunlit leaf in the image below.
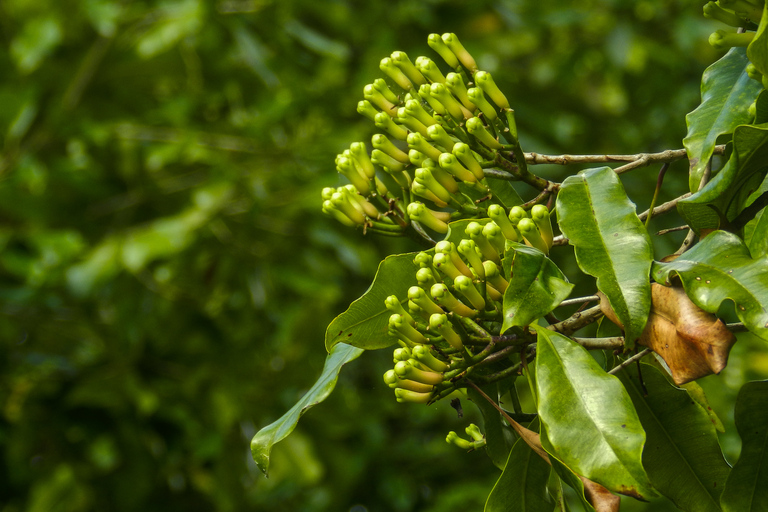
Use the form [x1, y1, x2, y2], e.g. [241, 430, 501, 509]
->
[556, 166, 652, 348]
[251, 343, 364, 476]
[652, 230, 768, 341]
[534, 326, 655, 500]
[618, 363, 730, 511]
[721, 380, 768, 511]
[683, 47, 761, 192]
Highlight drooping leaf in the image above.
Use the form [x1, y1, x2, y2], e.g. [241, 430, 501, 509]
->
[678, 123, 768, 232]
[534, 326, 655, 500]
[556, 166, 653, 348]
[500, 243, 573, 333]
[250, 343, 364, 476]
[485, 418, 553, 512]
[468, 384, 512, 470]
[680, 380, 726, 433]
[721, 380, 768, 511]
[618, 363, 731, 512]
[652, 230, 768, 341]
[748, 4, 768, 76]
[683, 47, 762, 192]
[325, 252, 419, 351]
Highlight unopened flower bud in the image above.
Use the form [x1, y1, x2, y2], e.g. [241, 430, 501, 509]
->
[414, 251, 434, 269]
[348, 143, 376, 180]
[454, 275, 486, 311]
[372, 134, 410, 163]
[531, 204, 554, 249]
[430, 82, 467, 121]
[331, 191, 367, 224]
[394, 360, 444, 385]
[452, 142, 485, 181]
[416, 267, 439, 289]
[488, 204, 519, 241]
[412, 181, 448, 207]
[457, 239, 485, 279]
[441, 33, 478, 73]
[718, 0, 762, 22]
[445, 72, 475, 111]
[412, 344, 449, 372]
[431, 283, 475, 317]
[466, 221, 500, 263]
[429, 313, 463, 349]
[342, 185, 380, 218]
[415, 56, 447, 83]
[446, 431, 475, 450]
[465, 423, 484, 442]
[390, 313, 429, 345]
[483, 260, 509, 293]
[414, 167, 453, 203]
[391, 51, 427, 86]
[407, 132, 443, 161]
[357, 100, 379, 122]
[426, 124, 455, 151]
[482, 221, 505, 254]
[508, 206, 528, 226]
[409, 286, 444, 316]
[438, 153, 476, 182]
[709, 29, 755, 50]
[337, 156, 372, 195]
[703, 2, 746, 27]
[467, 87, 498, 121]
[373, 78, 400, 104]
[418, 83, 447, 115]
[408, 202, 449, 233]
[433, 252, 464, 281]
[466, 117, 502, 149]
[405, 99, 438, 127]
[321, 187, 336, 201]
[409, 149, 429, 167]
[364, 83, 397, 115]
[375, 112, 408, 140]
[323, 200, 358, 227]
[518, 217, 549, 254]
[380, 57, 413, 90]
[393, 347, 412, 363]
[474, 71, 510, 109]
[428, 33, 460, 68]
[397, 107, 430, 137]
[395, 387, 432, 404]
[372, 149, 406, 172]
[385, 295, 416, 325]
[435, 240, 472, 278]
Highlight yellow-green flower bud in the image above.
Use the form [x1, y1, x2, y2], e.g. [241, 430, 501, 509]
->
[508, 205, 528, 225]
[373, 78, 400, 104]
[396, 107, 430, 136]
[349, 142, 376, 179]
[414, 167, 453, 203]
[709, 29, 755, 50]
[394, 388, 432, 404]
[441, 33, 478, 73]
[483, 260, 509, 293]
[703, 2, 747, 27]
[465, 423, 484, 442]
[430, 82, 466, 121]
[380, 56, 413, 90]
[428, 33, 460, 68]
[385, 295, 415, 326]
[482, 221, 505, 254]
[342, 185, 380, 219]
[393, 347, 412, 363]
[412, 344, 449, 372]
[431, 283, 475, 317]
[390, 313, 428, 345]
[445, 72, 475, 111]
[383, 369, 399, 388]
[426, 124, 455, 151]
[408, 299, 430, 322]
[438, 153, 476, 182]
[375, 112, 409, 140]
[452, 142, 485, 181]
[466, 117, 502, 149]
[747, 62, 763, 82]
[391, 51, 427, 86]
[414, 251, 434, 269]
[433, 252, 464, 281]
[372, 134, 410, 163]
[454, 275, 486, 311]
[407, 202, 450, 233]
[409, 149, 428, 167]
[409, 286, 444, 316]
[364, 83, 397, 115]
[474, 71, 510, 109]
[405, 99, 438, 127]
[415, 56, 447, 83]
[457, 239, 485, 279]
[394, 360, 444, 385]
[718, 0, 762, 22]
[518, 217, 549, 254]
[466, 221, 500, 263]
[429, 313, 463, 349]
[488, 204, 518, 241]
[418, 83, 447, 115]
[416, 267, 439, 289]
[531, 204, 554, 249]
[330, 192, 366, 225]
[371, 149, 406, 172]
[435, 240, 473, 278]
[321, 187, 336, 201]
[412, 181, 448, 208]
[446, 431, 475, 450]
[337, 155, 372, 195]
[407, 132, 443, 161]
[322, 200, 357, 227]
[467, 87, 498, 121]
[357, 100, 379, 122]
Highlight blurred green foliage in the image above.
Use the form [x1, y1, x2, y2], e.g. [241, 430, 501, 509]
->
[0, 0, 758, 511]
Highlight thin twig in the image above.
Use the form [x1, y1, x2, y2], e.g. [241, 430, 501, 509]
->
[548, 305, 604, 336]
[608, 348, 653, 374]
[638, 193, 691, 221]
[558, 295, 600, 307]
[524, 148, 691, 167]
[573, 337, 625, 350]
[656, 225, 689, 235]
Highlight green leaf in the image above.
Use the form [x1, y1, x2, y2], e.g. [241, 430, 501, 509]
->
[445, 218, 492, 245]
[534, 326, 655, 500]
[250, 343, 364, 476]
[485, 418, 553, 512]
[540, 425, 596, 512]
[468, 384, 512, 470]
[618, 363, 730, 512]
[556, 166, 653, 347]
[678, 123, 768, 232]
[485, 179, 524, 209]
[325, 252, 419, 351]
[683, 47, 762, 192]
[500, 243, 574, 333]
[721, 380, 768, 511]
[748, 4, 768, 76]
[652, 230, 768, 341]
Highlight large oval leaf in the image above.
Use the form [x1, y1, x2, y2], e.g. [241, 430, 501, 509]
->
[534, 326, 655, 500]
[556, 166, 653, 348]
[747, 4, 768, 76]
[652, 230, 768, 341]
[683, 47, 762, 192]
[618, 363, 730, 512]
[325, 252, 419, 351]
[250, 343, 364, 476]
[678, 123, 768, 232]
[501, 243, 573, 333]
[721, 380, 768, 512]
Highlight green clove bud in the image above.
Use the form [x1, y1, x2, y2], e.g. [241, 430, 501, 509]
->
[445, 72, 476, 111]
[457, 239, 485, 279]
[446, 431, 476, 450]
[385, 295, 416, 326]
[393, 347, 412, 363]
[337, 155, 372, 195]
[412, 181, 448, 208]
[433, 252, 465, 281]
[430, 82, 467, 121]
[416, 267, 439, 289]
[429, 313, 463, 349]
[482, 221, 505, 254]
[518, 217, 549, 254]
[323, 199, 358, 227]
[531, 204, 554, 249]
[415, 56, 447, 83]
[431, 283, 475, 317]
[426, 124, 455, 151]
[373, 78, 400, 104]
[390, 313, 429, 345]
[488, 205, 518, 241]
[414, 251, 434, 269]
[435, 240, 473, 277]
[409, 286, 445, 316]
[483, 260, 509, 293]
[703, 1, 747, 26]
[394, 388, 432, 404]
[371, 149, 406, 172]
[418, 83, 447, 115]
[718, 0, 762, 22]
[408, 202, 450, 233]
[409, 149, 428, 167]
[394, 360, 444, 385]
[364, 83, 397, 115]
[407, 132, 444, 161]
[438, 153, 476, 182]
[380, 57, 413, 90]
[405, 99, 438, 127]
[372, 134, 410, 163]
[474, 71, 510, 109]
[454, 275, 486, 310]
[709, 29, 755, 50]
[330, 192, 366, 224]
[412, 344, 449, 372]
[466, 117, 502, 149]
[467, 87, 498, 121]
[397, 107, 430, 136]
[349, 142, 376, 179]
[357, 100, 379, 122]
[428, 33, 460, 68]
[466, 221, 500, 263]
[414, 167, 453, 203]
[374, 112, 409, 140]
[508, 206, 528, 226]
[342, 185, 380, 219]
[452, 142, 485, 181]
[391, 51, 427, 86]
[465, 423, 484, 442]
[441, 33, 478, 73]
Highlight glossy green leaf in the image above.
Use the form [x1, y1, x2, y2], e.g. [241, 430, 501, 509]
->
[721, 380, 768, 511]
[486, 179, 524, 209]
[501, 243, 574, 333]
[485, 418, 553, 512]
[683, 47, 761, 192]
[468, 384, 512, 471]
[652, 230, 768, 341]
[618, 363, 730, 512]
[556, 166, 652, 348]
[540, 426, 596, 512]
[250, 343, 364, 476]
[325, 252, 419, 351]
[534, 326, 655, 500]
[678, 123, 768, 232]
[748, 4, 768, 76]
[743, 174, 768, 259]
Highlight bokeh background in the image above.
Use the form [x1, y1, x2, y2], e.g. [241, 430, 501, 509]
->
[2, 0, 766, 511]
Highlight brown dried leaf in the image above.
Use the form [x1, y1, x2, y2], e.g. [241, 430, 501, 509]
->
[580, 476, 622, 512]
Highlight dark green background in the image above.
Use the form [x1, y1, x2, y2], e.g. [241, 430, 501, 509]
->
[2, 0, 765, 510]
